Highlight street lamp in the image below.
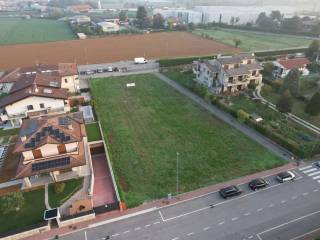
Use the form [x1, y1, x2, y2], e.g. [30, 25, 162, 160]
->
[176, 152, 180, 195]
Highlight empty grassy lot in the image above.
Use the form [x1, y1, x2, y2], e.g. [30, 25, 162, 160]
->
[0, 19, 75, 45]
[85, 122, 102, 142]
[193, 28, 312, 51]
[90, 74, 285, 207]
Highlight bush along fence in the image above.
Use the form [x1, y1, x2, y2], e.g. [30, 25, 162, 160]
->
[158, 47, 308, 68]
[178, 80, 320, 158]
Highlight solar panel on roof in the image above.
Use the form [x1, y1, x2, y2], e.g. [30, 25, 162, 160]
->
[65, 136, 71, 141]
[30, 142, 36, 148]
[31, 157, 70, 172]
[24, 143, 31, 148]
[30, 138, 36, 143]
[58, 117, 71, 126]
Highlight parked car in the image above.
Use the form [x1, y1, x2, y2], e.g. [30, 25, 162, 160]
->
[315, 161, 320, 168]
[276, 171, 295, 183]
[219, 185, 242, 199]
[103, 67, 113, 72]
[79, 71, 86, 75]
[248, 178, 269, 191]
[113, 67, 119, 72]
[96, 68, 103, 73]
[85, 70, 94, 75]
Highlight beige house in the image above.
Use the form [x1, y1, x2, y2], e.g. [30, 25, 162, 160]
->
[193, 53, 263, 94]
[14, 112, 91, 189]
[97, 21, 120, 32]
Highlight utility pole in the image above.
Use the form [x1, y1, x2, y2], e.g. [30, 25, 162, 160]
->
[176, 152, 179, 195]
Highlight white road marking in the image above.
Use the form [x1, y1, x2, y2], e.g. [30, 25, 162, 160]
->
[187, 232, 195, 236]
[256, 209, 320, 240]
[303, 168, 318, 173]
[84, 231, 87, 240]
[123, 230, 130, 234]
[308, 171, 320, 176]
[257, 208, 263, 212]
[291, 196, 297, 200]
[144, 224, 151, 228]
[268, 203, 275, 207]
[313, 189, 319, 192]
[203, 226, 211, 231]
[153, 221, 160, 225]
[134, 227, 141, 231]
[318, 180, 320, 183]
[299, 165, 313, 171]
[303, 192, 309, 196]
[244, 212, 251, 216]
[313, 175, 320, 180]
[248, 236, 254, 239]
[159, 210, 165, 222]
[281, 200, 286, 204]
[232, 217, 239, 221]
[171, 237, 179, 240]
[219, 221, 225, 225]
[111, 233, 120, 237]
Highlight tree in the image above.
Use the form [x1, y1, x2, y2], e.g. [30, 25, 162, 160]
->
[305, 92, 320, 116]
[256, 12, 276, 30]
[277, 90, 293, 113]
[0, 192, 24, 214]
[119, 10, 127, 22]
[136, 6, 148, 29]
[233, 38, 241, 48]
[306, 40, 320, 58]
[153, 13, 165, 29]
[262, 62, 274, 77]
[270, 11, 282, 21]
[282, 16, 303, 33]
[54, 182, 66, 194]
[282, 68, 300, 97]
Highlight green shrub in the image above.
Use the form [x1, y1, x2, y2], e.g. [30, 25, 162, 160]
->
[237, 109, 250, 122]
[158, 55, 216, 67]
[54, 182, 66, 194]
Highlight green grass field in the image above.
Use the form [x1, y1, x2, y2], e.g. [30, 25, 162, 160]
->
[85, 122, 102, 142]
[0, 189, 45, 235]
[48, 178, 83, 208]
[0, 19, 75, 45]
[90, 74, 285, 207]
[193, 28, 312, 51]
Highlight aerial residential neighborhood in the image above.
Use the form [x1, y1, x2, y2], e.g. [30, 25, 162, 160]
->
[0, 0, 320, 240]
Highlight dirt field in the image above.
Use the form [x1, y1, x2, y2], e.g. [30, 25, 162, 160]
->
[0, 32, 240, 70]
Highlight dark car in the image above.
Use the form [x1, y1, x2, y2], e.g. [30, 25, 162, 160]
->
[248, 178, 269, 191]
[276, 171, 295, 183]
[315, 161, 320, 168]
[219, 185, 242, 199]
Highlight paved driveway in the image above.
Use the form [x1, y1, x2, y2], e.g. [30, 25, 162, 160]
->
[92, 153, 116, 207]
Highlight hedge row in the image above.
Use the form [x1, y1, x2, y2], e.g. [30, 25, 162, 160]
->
[158, 55, 217, 67]
[179, 80, 318, 158]
[255, 48, 308, 57]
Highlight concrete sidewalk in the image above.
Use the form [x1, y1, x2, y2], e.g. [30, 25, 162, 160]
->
[23, 162, 297, 240]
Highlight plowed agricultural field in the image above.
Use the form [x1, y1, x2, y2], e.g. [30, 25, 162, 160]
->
[0, 32, 239, 70]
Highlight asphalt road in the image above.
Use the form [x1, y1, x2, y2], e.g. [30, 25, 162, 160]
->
[59, 163, 320, 240]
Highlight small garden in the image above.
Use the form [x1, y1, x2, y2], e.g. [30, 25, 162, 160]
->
[48, 178, 83, 208]
[0, 189, 45, 235]
[85, 122, 102, 142]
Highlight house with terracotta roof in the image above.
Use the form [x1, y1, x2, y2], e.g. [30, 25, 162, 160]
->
[67, 4, 92, 13]
[14, 112, 91, 189]
[193, 53, 263, 94]
[0, 63, 80, 94]
[273, 57, 311, 78]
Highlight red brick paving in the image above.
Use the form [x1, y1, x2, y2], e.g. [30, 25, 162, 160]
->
[24, 162, 298, 240]
[92, 154, 116, 207]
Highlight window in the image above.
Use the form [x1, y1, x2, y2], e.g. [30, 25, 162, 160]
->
[27, 105, 33, 110]
[252, 70, 257, 76]
[64, 78, 68, 83]
[229, 77, 233, 82]
[40, 103, 45, 109]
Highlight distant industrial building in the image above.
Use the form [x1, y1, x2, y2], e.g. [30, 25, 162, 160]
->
[97, 22, 120, 32]
[153, 8, 209, 24]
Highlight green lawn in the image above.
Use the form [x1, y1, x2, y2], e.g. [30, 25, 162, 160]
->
[0, 19, 75, 45]
[0, 127, 19, 137]
[48, 178, 83, 208]
[0, 189, 45, 235]
[90, 74, 285, 207]
[193, 28, 312, 51]
[85, 122, 102, 142]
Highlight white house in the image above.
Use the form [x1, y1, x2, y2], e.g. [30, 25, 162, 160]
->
[97, 21, 120, 32]
[193, 53, 263, 94]
[273, 58, 311, 78]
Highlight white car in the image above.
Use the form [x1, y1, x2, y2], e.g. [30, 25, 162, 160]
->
[276, 171, 295, 183]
